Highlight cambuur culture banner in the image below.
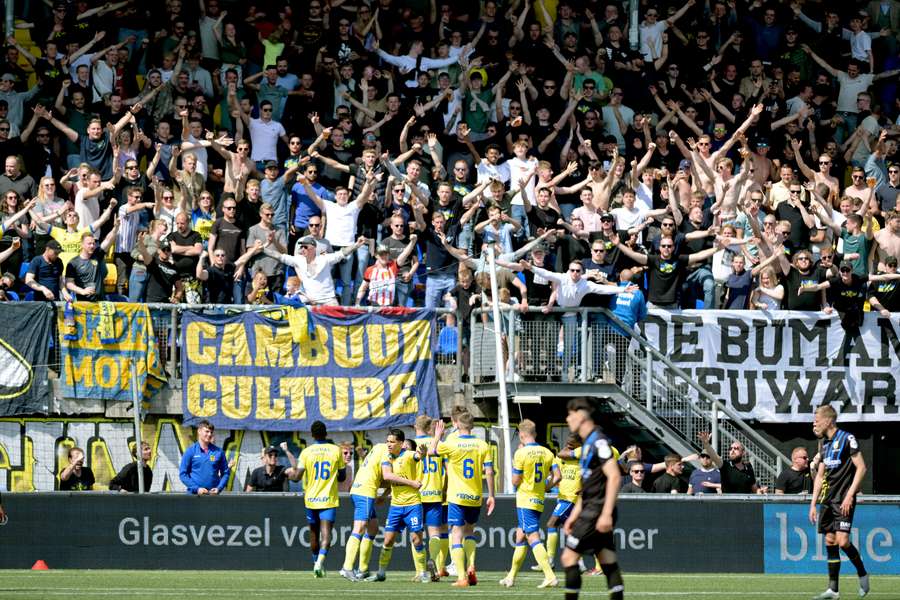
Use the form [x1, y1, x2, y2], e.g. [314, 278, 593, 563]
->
[0, 303, 52, 414]
[180, 307, 440, 431]
[59, 302, 166, 402]
[640, 310, 900, 422]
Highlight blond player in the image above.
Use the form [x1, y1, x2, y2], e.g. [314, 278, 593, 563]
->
[500, 419, 561, 588]
[429, 413, 495, 587]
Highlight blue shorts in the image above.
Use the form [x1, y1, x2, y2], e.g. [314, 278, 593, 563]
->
[551, 500, 575, 522]
[351, 494, 377, 522]
[385, 504, 424, 533]
[423, 502, 448, 527]
[306, 507, 336, 527]
[448, 503, 481, 526]
[516, 507, 542, 534]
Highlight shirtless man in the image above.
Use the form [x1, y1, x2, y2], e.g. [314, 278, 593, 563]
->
[843, 166, 869, 204]
[871, 211, 900, 273]
[792, 139, 840, 202]
[671, 104, 763, 190]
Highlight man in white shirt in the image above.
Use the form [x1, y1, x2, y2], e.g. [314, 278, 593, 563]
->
[296, 172, 376, 305]
[264, 235, 366, 305]
[638, 0, 694, 61]
[515, 258, 636, 380]
[239, 100, 289, 165]
[374, 38, 471, 88]
[803, 45, 900, 142]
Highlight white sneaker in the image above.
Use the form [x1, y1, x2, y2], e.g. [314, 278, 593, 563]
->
[446, 563, 458, 577]
[813, 589, 840, 600]
[859, 575, 870, 597]
[499, 577, 514, 588]
[339, 569, 359, 582]
[416, 572, 431, 583]
[537, 577, 559, 589]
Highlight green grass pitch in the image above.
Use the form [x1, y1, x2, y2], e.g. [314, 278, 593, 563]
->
[0, 571, 898, 599]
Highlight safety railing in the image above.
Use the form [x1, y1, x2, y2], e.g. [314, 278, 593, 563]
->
[47, 303, 461, 384]
[468, 306, 791, 488]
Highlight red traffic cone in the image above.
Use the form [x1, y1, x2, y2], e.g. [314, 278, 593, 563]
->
[31, 560, 49, 570]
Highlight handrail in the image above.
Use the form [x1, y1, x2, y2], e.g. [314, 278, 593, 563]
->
[470, 305, 791, 472]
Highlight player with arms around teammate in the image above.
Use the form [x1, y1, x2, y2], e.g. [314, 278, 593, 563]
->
[500, 419, 561, 588]
[544, 433, 583, 569]
[561, 398, 624, 600]
[429, 412, 496, 587]
[286, 421, 346, 578]
[368, 430, 431, 582]
[414, 415, 450, 580]
[809, 405, 869, 600]
[341, 435, 390, 580]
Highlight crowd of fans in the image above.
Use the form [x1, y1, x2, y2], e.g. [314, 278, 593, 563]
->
[0, 0, 897, 328]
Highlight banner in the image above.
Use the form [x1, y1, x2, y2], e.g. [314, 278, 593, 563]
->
[180, 307, 440, 431]
[764, 504, 899, 574]
[641, 310, 900, 422]
[0, 494, 768, 572]
[59, 302, 166, 402]
[0, 303, 52, 415]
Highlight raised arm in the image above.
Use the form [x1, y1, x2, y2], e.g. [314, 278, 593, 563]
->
[801, 44, 839, 78]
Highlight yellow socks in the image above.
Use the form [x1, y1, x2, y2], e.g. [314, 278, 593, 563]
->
[507, 542, 528, 579]
[343, 533, 361, 571]
[531, 540, 554, 579]
[451, 543, 467, 579]
[547, 528, 559, 561]
[412, 543, 427, 574]
[378, 544, 394, 571]
[359, 534, 374, 572]
[464, 536, 477, 569]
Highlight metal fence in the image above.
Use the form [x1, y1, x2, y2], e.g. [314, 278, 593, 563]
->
[468, 306, 790, 488]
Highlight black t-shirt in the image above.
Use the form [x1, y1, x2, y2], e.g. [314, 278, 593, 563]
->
[59, 467, 95, 491]
[776, 202, 812, 251]
[169, 230, 202, 276]
[204, 264, 235, 304]
[720, 461, 756, 494]
[526, 203, 560, 237]
[646, 254, 690, 305]
[247, 465, 288, 492]
[783, 268, 825, 311]
[420, 226, 455, 273]
[871, 277, 900, 312]
[827, 274, 868, 326]
[146, 258, 180, 303]
[65, 254, 102, 301]
[28, 255, 63, 298]
[652, 472, 687, 494]
[774, 467, 812, 494]
[210, 218, 245, 263]
[619, 481, 646, 494]
[109, 462, 153, 492]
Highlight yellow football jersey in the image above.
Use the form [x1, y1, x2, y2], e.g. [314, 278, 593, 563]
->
[299, 442, 345, 509]
[351, 442, 389, 498]
[383, 448, 422, 507]
[554, 452, 582, 503]
[513, 443, 558, 510]
[414, 435, 445, 503]
[435, 435, 492, 507]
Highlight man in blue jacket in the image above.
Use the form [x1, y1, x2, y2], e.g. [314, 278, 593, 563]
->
[179, 420, 231, 495]
[598, 268, 647, 382]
